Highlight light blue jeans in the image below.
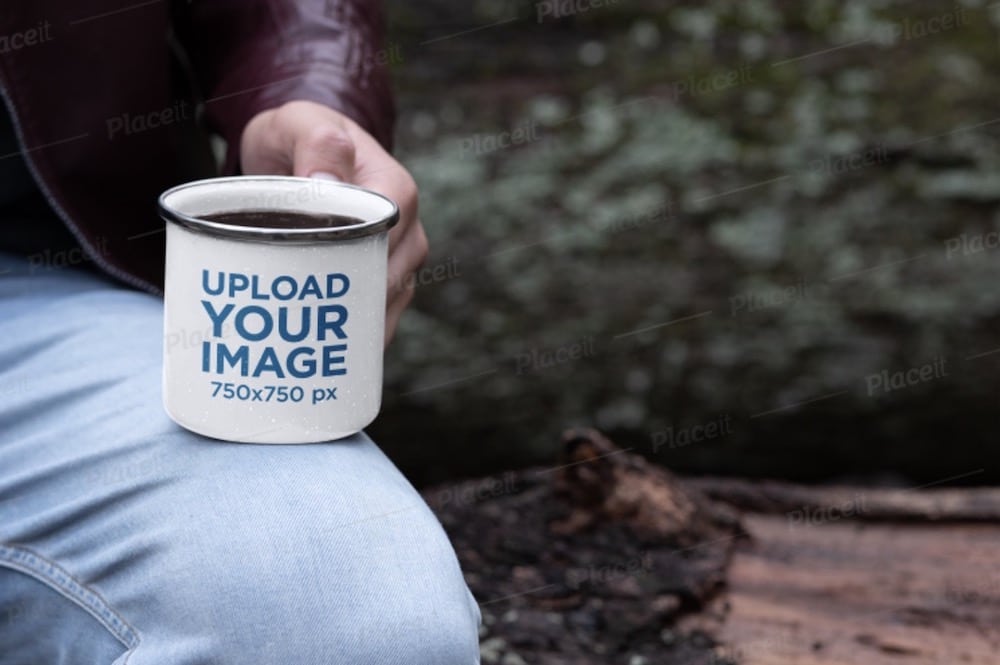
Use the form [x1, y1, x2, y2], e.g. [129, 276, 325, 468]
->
[0, 252, 481, 664]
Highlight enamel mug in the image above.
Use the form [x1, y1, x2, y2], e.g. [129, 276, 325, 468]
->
[159, 176, 399, 443]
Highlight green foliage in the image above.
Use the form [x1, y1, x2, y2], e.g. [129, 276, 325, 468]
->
[373, 0, 1000, 486]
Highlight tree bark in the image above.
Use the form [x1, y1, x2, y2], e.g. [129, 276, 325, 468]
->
[423, 430, 1000, 664]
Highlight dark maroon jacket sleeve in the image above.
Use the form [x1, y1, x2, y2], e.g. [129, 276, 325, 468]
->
[173, 0, 396, 172]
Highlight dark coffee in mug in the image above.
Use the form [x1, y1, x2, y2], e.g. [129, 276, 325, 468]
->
[200, 210, 366, 229]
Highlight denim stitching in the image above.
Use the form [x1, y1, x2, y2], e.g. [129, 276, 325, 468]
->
[0, 543, 140, 650]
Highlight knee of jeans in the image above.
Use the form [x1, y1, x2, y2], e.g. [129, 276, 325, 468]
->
[306, 509, 482, 664]
[141, 492, 481, 664]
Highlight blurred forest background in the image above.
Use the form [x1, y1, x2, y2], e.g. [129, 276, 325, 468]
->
[369, 0, 1000, 488]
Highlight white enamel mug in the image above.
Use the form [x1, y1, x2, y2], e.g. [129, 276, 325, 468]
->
[159, 176, 399, 443]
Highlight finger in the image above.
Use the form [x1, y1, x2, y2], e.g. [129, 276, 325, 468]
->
[370, 168, 417, 256]
[239, 110, 291, 175]
[362, 166, 417, 255]
[252, 102, 358, 180]
[387, 217, 428, 300]
[341, 125, 418, 254]
[383, 219, 427, 347]
[384, 282, 415, 348]
[385, 181, 415, 256]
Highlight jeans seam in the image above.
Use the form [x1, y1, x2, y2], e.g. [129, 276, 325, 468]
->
[0, 542, 140, 652]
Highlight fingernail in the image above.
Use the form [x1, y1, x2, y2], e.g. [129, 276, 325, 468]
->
[309, 171, 341, 181]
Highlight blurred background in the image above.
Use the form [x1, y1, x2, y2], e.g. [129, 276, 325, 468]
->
[368, 0, 1000, 488]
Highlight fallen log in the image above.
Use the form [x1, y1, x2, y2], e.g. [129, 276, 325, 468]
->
[423, 428, 745, 665]
[686, 474, 1000, 664]
[424, 431, 1000, 664]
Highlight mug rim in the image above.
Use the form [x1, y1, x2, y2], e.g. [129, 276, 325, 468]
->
[158, 176, 400, 243]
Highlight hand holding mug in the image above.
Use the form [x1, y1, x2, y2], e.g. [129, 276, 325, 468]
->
[239, 100, 428, 346]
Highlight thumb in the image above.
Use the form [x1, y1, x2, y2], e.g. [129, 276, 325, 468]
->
[241, 103, 356, 179]
[291, 124, 356, 181]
